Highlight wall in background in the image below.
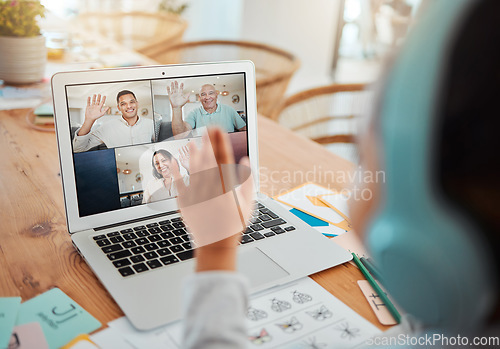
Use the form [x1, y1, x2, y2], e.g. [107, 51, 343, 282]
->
[181, 0, 342, 94]
[239, 0, 342, 93]
[182, 0, 243, 40]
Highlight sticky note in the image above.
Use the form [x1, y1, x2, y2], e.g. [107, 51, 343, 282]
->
[16, 288, 101, 349]
[90, 327, 137, 349]
[357, 280, 398, 325]
[0, 297, 21, 349]
[34, 103, 54, 116]
[61, 334, 99, 349]
[289, 208, 329, 226]
[9, 322, 49, 349]
[274, 183, 345, 224]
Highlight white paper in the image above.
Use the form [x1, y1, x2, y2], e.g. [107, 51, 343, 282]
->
[105, 277, 381, 349]
[0, 85, 49, 110]
[0, 98, 44, 111]
[313, 224, 350, 237]
[319, 193, 350, 217]
[108, 317, 180, 349]
[246, 277, 381, 348]
[90, 327, 138, 349]
[275, 183, 347, 225]
[0, 86, 45, 99]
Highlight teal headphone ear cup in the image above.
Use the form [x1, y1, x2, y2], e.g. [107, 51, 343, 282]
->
[367, 220, 442, 325]
[367, 210, 496, 330]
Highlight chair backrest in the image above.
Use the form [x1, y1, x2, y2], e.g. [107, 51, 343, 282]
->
[140, 40, 300, 116]
[271, 83, 370, 144]
[157, 120, 174, 141]
[75, 11, 187, 52]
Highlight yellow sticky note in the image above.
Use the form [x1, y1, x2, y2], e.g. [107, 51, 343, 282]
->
[61, 334, 99, 349]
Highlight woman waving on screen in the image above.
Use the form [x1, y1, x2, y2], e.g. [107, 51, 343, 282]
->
[142, 146, 190, 203]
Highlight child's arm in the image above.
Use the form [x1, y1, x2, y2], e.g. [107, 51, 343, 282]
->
[178, 127, 254, 349]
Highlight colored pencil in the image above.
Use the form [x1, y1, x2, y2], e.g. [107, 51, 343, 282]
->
[351, 253, 401, 323]
[360, 256, 383, 282]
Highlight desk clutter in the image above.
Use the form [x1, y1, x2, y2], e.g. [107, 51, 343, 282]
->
[97, 277, 381, 349]
[32, 103, 55, 126]
[0, 85, 49, 111]
[271, 182, 402, 327]
[274, 182, 352, 237]
[0, 288, 100, 349]
[0, 278, 381, 349]
[0, 182, 397, 348]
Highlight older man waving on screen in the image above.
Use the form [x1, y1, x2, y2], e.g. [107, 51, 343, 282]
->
[167, 81, 246, 137]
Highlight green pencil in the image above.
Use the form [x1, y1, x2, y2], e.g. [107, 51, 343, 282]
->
[352, 253, 401, 323]
[360, 256, 383, 282]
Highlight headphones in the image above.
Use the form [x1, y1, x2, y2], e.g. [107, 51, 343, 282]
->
[365, 0, 498, 331]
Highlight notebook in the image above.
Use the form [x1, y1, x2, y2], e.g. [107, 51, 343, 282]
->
[51, 61, 351, 330]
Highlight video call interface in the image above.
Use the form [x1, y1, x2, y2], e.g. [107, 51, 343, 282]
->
[65, 73, 249, 217]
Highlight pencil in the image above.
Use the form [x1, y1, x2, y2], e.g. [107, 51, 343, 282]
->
[352, 253, 401, 323]
[360, 256, 383, 282]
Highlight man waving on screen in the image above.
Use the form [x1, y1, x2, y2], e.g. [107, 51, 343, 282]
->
[72, 90, 154, 152]
[167, 81, 246, 137]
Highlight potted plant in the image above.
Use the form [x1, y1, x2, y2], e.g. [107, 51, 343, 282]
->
[0, 0, 46, 84]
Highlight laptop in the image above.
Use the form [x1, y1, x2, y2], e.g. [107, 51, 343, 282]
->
[51, 61, 351, 330]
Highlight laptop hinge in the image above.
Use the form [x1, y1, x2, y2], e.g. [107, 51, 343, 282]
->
[94, 210, 179, 231]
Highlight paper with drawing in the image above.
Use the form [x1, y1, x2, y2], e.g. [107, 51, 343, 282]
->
[105, 277, 380, 349]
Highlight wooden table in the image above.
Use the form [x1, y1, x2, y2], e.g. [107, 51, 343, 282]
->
[0, 110, 390, 332]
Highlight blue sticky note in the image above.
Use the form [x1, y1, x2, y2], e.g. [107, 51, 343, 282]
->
[0, 297, 21, 349]
[16, 288, 101, 349]
[289, 208, 329, 227]
[34, 103, 54, 116]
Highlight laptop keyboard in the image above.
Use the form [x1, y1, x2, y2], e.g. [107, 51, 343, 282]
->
[92, 203, 296, 277]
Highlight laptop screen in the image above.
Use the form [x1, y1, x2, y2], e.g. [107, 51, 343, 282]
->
[64, 73, 249, 217]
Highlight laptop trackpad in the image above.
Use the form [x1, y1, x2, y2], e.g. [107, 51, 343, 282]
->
[237, 248, 289, 288]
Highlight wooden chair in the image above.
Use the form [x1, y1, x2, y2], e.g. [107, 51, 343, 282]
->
[75, 11, 187, 53]
[270, 83, 371, 163]
[140, 40, 300, 116]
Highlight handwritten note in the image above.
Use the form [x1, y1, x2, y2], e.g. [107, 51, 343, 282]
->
[357, 280, 398, 326]
[15, 288, 101, 349]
